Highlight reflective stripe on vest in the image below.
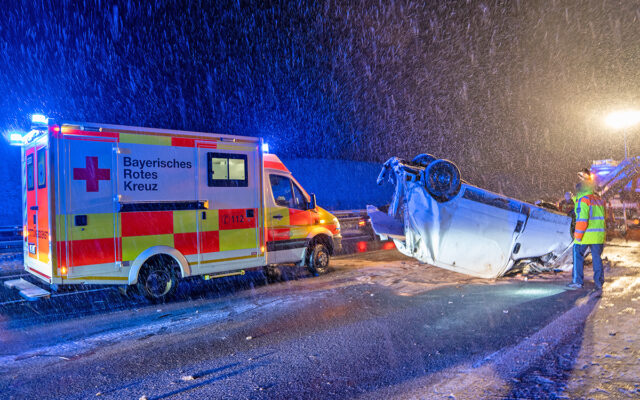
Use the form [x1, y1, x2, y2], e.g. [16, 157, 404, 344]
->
[574, 194, 606, 244]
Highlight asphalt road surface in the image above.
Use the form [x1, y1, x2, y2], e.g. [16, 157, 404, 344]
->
[0, 249, 588, 399]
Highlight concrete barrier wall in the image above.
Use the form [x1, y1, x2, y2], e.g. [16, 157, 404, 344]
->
[281, 158, 392, 211]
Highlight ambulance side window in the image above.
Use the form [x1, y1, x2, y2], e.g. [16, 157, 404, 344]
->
[291, 182, 307, 210]
[37, 148, 46, 189]
[207, 152, 248, 187]
[269, 175, 293, 207]
[26, 154, 34, 191]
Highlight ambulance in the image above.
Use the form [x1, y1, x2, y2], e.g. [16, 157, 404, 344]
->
[15, 115, 341, 300]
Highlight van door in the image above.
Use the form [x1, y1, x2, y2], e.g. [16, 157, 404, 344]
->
[62, 136, 118, 278]
[196, 142, 262, 273]
[24, 135, 53, 280]
[266, 174, 313, 264]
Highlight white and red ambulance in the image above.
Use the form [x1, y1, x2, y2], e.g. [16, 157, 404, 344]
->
[16, 115, 341, 300]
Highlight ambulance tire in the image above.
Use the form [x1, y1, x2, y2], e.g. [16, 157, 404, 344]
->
[411, 153, 437, 167]
[138, 255, 179, 302]
[424, 159, 461, 202]
[308, 243, 331, 276]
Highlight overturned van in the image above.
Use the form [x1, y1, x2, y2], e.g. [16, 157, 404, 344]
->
[367, 155, 573, 279]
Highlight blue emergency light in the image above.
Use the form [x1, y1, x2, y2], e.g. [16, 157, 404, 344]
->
[8, 132, 23, 146]
[31, 114, 47, 124]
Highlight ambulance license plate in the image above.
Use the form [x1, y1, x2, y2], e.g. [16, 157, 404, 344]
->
[28, 243, 36, 254]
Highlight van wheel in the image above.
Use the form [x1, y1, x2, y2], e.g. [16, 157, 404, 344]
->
[411, 153, 437, 167]
[138, 255, 178, 302]
[423, 159, 461, 202]
[308, 243, 331, 275]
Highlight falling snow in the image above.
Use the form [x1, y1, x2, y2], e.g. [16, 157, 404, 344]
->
[1, 1, 640, 224]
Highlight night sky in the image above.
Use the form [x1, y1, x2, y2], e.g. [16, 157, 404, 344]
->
[1, 0, 640, 213]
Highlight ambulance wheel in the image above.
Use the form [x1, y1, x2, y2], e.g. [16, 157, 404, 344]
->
[138, 255, 178, 302]
[411, 153, 437, 167]
[424, 159, 461, 202]
[308, 243, 331, 276]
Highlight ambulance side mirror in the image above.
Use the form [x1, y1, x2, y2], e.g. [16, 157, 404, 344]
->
[308, 194, 317, 210]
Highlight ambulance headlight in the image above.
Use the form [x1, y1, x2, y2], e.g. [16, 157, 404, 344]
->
[31, 114, 48, 124]
[261, 143, 269, 153]
[8, 132, 23, 146]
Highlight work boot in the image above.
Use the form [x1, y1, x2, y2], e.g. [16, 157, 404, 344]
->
[591, 288, 603, 298]
[566, 282, 583, 289]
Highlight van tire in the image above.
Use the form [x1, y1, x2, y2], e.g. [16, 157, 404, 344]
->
[423, 159, 461, 202]
[308, 243, 331, 276]
[137, 255, 178, 302]
[411, 153, 437, 167]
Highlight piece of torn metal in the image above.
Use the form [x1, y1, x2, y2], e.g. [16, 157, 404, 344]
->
[368, 155, 573, 279]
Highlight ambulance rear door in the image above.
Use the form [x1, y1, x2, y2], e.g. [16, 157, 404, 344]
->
[24, 133, 53, 281]
[196, 139, 264, 274]
[59, 129, 119, 280]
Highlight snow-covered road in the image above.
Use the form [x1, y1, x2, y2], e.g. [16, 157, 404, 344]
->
[0, 243, 637, 399]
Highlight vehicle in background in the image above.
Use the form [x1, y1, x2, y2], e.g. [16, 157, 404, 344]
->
[367, 155, 573, 279]
[591, 158, 640, 233]
[330, 210, 376, 242]
[9, 115, 341, 300]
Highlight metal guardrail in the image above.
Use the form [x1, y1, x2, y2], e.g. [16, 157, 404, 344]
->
[0, 226, 21, 253]
[0, 225, 20, 240]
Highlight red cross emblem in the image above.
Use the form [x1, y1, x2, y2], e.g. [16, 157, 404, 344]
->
[73, 156, 110, 192]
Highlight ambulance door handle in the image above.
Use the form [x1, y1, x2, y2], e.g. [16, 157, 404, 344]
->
[30, 206, 38, 211]
[273, 214, 283, 220]
[202, 211, 206, 220]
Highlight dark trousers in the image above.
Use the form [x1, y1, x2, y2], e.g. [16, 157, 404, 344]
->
[573, 243, 604, 289]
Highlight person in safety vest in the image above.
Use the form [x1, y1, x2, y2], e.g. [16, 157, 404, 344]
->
[567, 181, 606, 292]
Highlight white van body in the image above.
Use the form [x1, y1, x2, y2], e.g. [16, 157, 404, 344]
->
[368, 157, 572, 279]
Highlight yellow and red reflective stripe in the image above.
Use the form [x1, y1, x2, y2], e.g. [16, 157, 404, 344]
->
[57, 208, 259, 267]
[218, 209, 257, 230]
[121, 211, 174, 237]
[58, 238, 120, 266]
[267, 228, 290, 241]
